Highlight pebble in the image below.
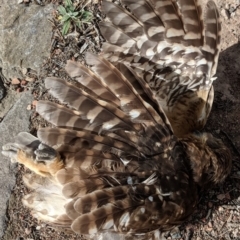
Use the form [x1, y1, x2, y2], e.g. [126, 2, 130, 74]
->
[221, 8, 230, 20]
[36, 226, 41, 230]
[27, 104, 32, 111]
[32, 100, 38, 107]
[11, 78, 20, 85]
[74, 53, 79, 58]
[16, 88, 23, 93]
[218, 206, 224, 212]
[25, 228, 31, 235]
[21, 80, 27, 86]
[22, 67, 28, 75]
[25, 76, 35, 82]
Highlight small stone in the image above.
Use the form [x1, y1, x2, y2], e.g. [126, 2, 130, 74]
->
[21, 80, 27, 86]
[36, 225, 41, 230]
[221, 8, 230, 20]
[229, 6, 235, 14]
[25, 228, 31, 235]
[205, 226, 212, 232]
[208, 222, 213, 228]
[55, 48, 62, 55]
[16, 88, 23, 93]
[27, 104, 32, 110]
[218, 206, 224, 212]
[11, 78, 20, 85]
[25, 77, 35, 82]
[32, 100, 38, 107]
[22, 68, 28, 75]
[74, 53, 79, 58]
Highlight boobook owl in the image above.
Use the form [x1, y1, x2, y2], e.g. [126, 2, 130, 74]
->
[2, 0, 231, 239]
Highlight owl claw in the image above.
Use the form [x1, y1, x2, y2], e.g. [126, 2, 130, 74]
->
[34, 143, 57, 162]
[2, 143, 19, 163]
[2, 133, 64, 177]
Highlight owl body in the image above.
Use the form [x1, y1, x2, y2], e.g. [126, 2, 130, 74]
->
[1, 0, 232, 239]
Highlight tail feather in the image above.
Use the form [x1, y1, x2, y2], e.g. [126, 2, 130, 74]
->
[62, 179, 107, 198]
[71, 199, 136, 235]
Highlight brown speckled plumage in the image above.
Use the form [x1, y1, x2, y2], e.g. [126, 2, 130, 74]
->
[2, 1, 231, 239]
[100, 0, 221, 137]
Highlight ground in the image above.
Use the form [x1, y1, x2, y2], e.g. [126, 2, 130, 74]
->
[1, 0, 240, 239]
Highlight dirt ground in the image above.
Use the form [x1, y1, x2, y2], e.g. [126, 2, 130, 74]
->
[1, 0, 240, 240]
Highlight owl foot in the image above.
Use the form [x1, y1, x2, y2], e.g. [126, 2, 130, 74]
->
[2, 132, 64, 177]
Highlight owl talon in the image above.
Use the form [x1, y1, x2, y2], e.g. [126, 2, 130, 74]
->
[2, 132, 64, 177]
[34, 143, 57, 162]
[2, 143, 19, 163]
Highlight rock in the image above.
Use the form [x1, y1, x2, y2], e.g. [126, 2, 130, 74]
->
[0, 1, 54, 81]
[11, 78, 20, 85]
[0, 91, 33, 238]
[221, 8, 230, 20]
[0, 90, 22, 119]
[0, 77, 5, 101]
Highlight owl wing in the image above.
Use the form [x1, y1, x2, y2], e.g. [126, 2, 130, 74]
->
[2, 54, 198, 236]
[100, 0, 221, 136]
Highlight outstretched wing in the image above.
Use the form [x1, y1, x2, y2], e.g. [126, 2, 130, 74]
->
[3, 54, 197, 236]
[38, 52, 174, 156]
[100, 0, 221, 136]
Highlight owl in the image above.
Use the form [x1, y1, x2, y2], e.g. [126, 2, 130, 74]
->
[2, 0, 231, 239]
